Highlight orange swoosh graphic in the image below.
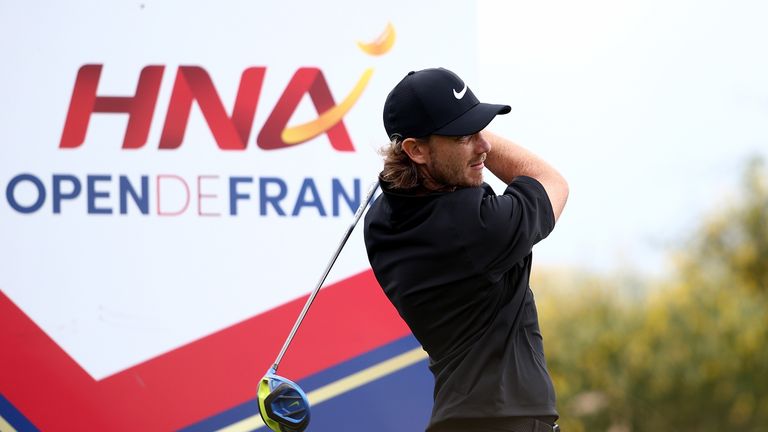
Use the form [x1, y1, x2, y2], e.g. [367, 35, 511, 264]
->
[281, 68, 373, 145]
[357, 22, 396, 56]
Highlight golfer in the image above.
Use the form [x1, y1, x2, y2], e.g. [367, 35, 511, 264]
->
[363, 68, 568, 432]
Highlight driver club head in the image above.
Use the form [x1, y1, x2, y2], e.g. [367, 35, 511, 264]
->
[257, 372, 311, 432]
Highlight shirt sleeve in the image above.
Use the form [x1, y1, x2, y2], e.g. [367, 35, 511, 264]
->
[465, 176, 556, 282]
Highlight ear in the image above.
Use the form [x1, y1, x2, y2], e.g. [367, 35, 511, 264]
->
[401, 137, 430, 165]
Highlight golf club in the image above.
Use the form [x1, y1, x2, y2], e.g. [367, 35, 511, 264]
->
[258, 180, 380, 432]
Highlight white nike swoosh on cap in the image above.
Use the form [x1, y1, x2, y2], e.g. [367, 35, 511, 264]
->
[453, 84, 467, 99]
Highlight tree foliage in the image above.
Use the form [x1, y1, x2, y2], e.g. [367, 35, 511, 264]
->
[535, 157, 768, 432]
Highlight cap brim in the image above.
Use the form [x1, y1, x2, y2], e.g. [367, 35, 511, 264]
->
[432, 103, 511, 136]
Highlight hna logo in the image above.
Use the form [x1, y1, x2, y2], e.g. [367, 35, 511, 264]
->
[59, 23, 396, 152]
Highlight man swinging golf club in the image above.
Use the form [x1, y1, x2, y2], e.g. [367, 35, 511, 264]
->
[364, 68, 569, 432]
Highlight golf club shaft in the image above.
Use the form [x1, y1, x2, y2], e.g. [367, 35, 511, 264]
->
[271, 181, 380, 373]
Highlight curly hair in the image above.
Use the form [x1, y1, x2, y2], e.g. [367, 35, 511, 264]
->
[379, 137, 423, 190]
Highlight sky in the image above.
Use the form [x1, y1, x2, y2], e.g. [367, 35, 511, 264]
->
[477, 0, 768, 275]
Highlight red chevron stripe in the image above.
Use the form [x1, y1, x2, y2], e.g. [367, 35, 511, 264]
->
[0, 269, 409, 431]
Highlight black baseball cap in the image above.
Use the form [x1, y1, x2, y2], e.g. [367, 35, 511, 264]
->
[383, 67, 510, 139]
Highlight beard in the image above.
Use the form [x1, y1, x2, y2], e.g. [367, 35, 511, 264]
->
[426, 153, 484, 188]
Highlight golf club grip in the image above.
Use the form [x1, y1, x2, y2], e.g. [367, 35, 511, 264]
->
[271, 181, 380, 372]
